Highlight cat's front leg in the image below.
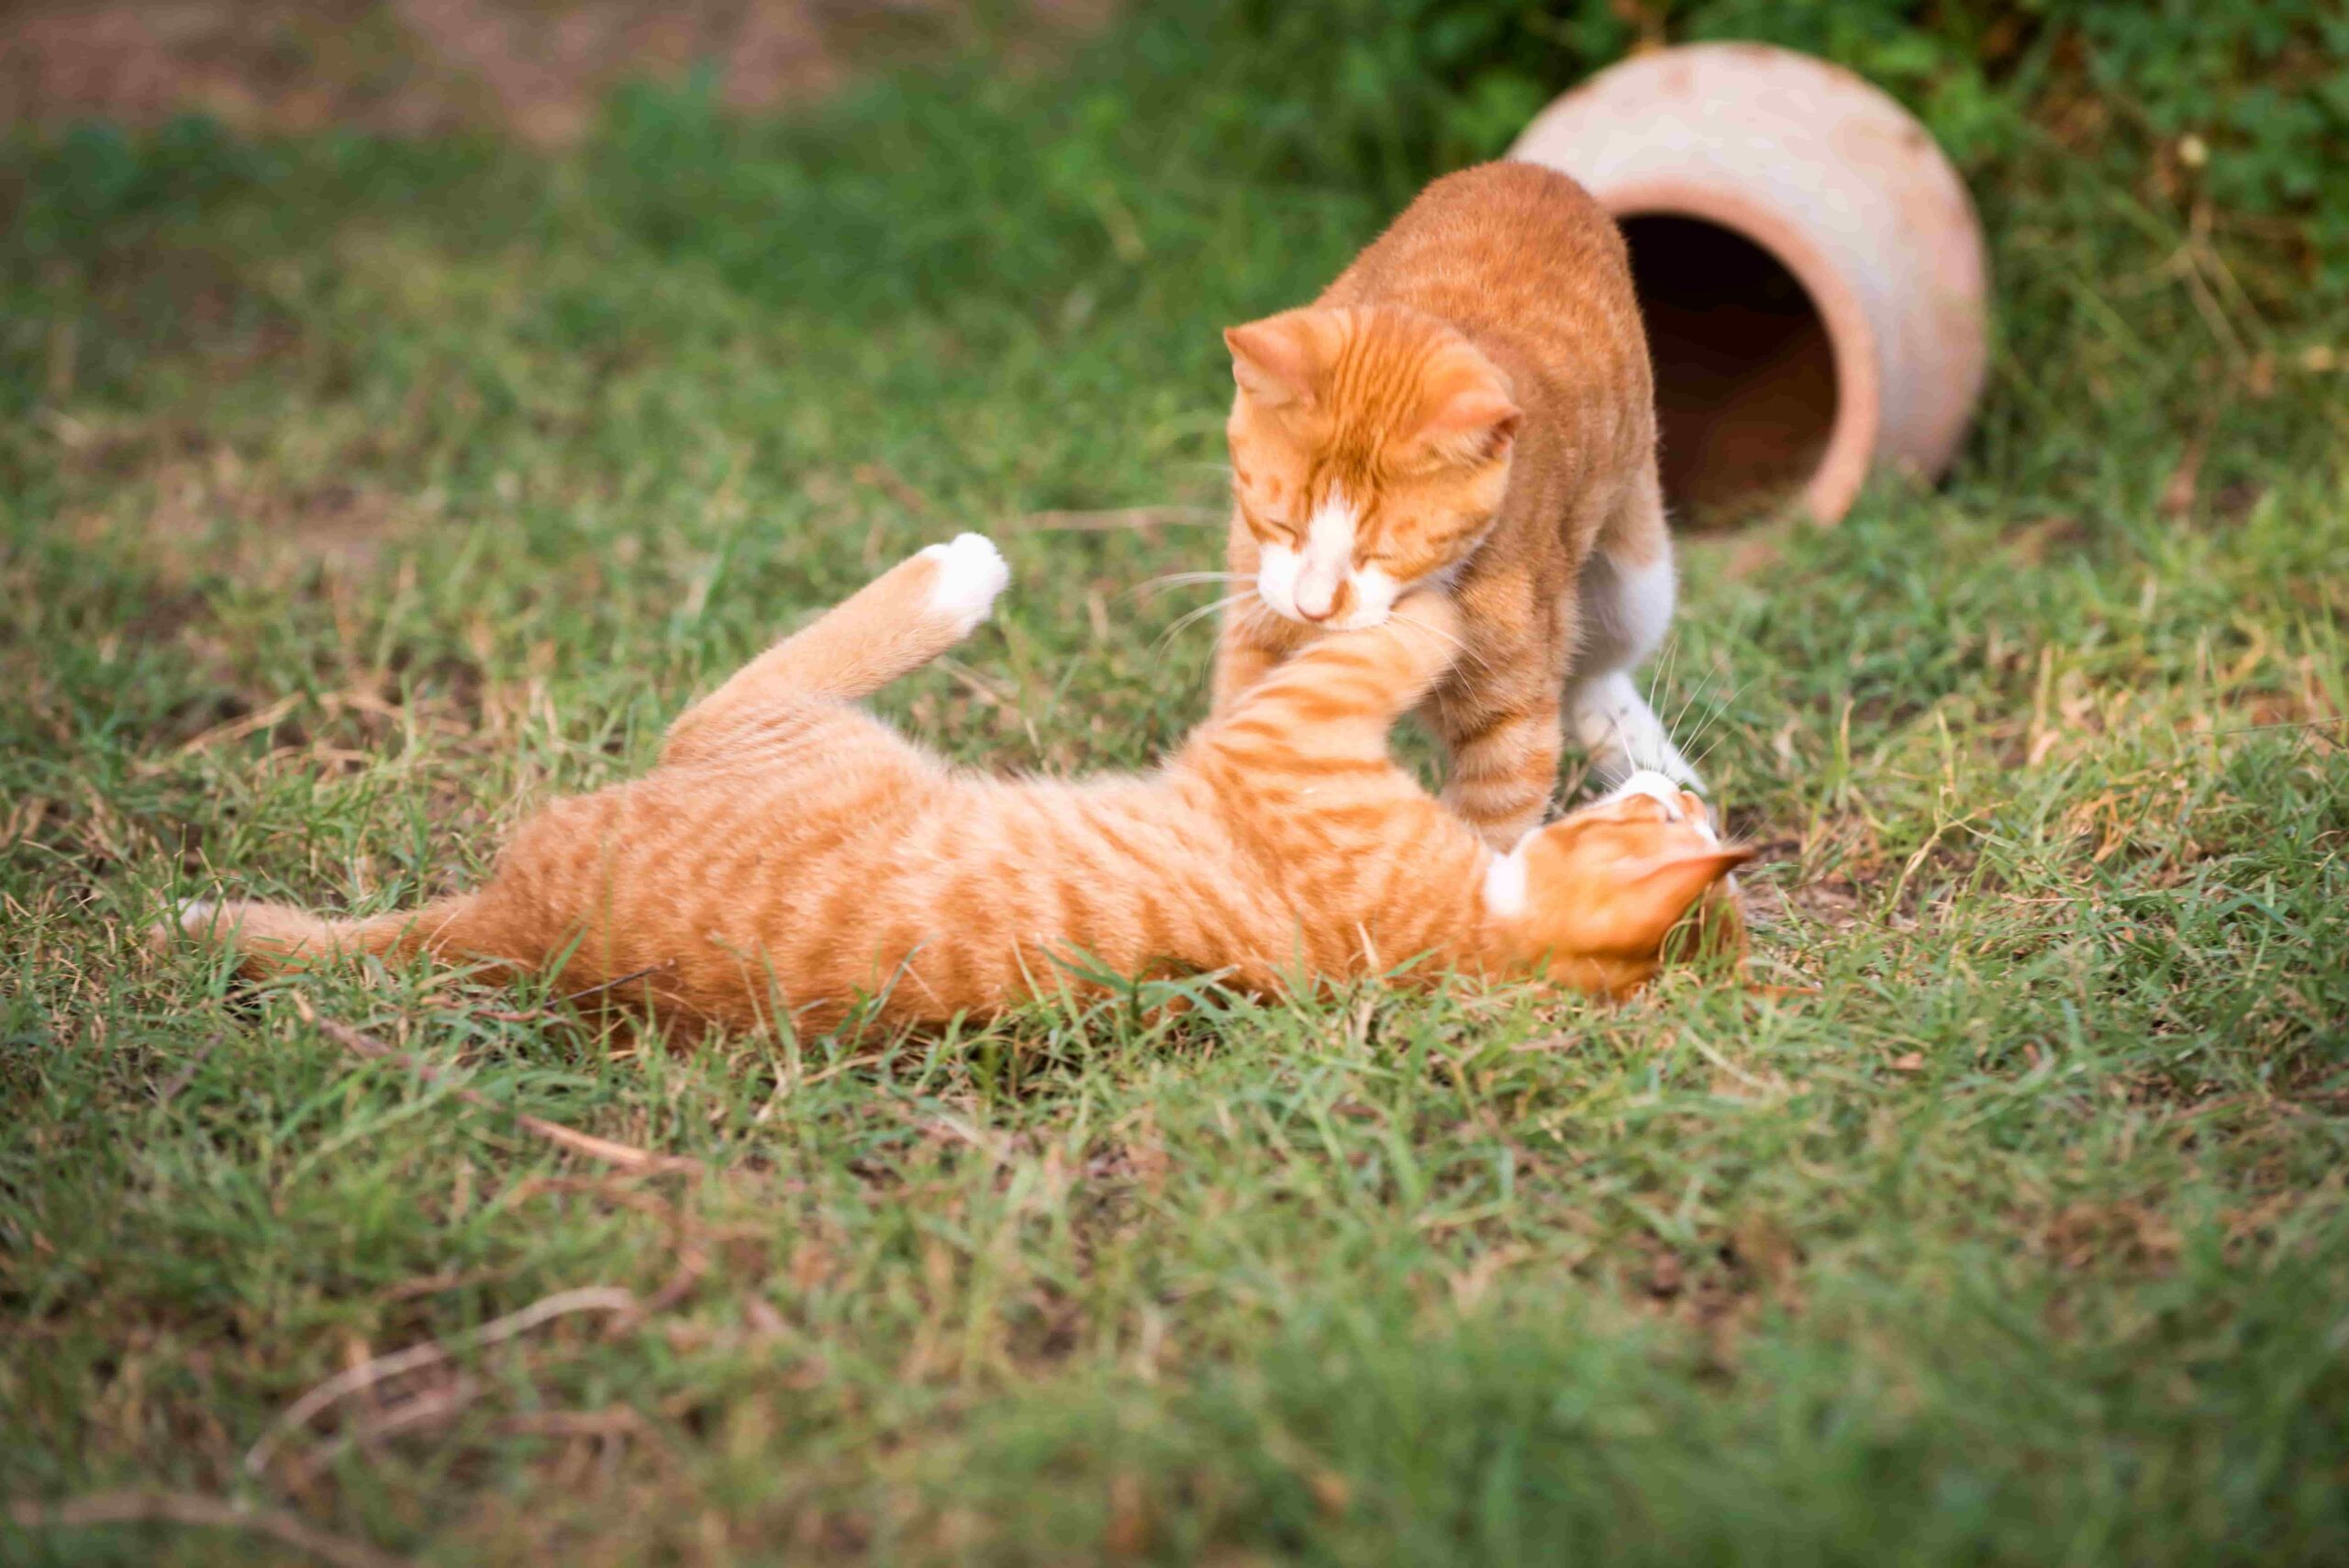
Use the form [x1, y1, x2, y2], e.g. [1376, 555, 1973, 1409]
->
[1439, 696, 1564, 851]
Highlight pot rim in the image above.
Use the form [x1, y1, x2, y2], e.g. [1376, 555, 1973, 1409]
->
[1600, 174, 1884, 525]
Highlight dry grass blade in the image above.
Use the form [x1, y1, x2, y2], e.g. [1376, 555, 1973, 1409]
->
[291, 995, 700, 1176]
[498, 1406, 647, 1438]
[279, 1380, 485, 1490]
[6, 1490, 408, 1568]
[470, 962, 667, 1025]
[242, 1284, 640, 1477]
[512, 1175, 712, 1329]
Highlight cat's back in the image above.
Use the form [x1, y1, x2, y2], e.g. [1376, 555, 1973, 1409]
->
[1322, 161, 1650, 425]
[1326, 162, 1631, 329]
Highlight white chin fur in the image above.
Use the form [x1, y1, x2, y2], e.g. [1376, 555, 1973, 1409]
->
[1252, 559, 1407, 631]
[919, 533, 1011, 636]
[1257, 488, 1371, 625]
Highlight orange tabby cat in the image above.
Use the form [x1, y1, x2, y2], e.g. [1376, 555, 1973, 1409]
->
[1215, 161, 1698, 850]
[170, 536, 1747, 1030]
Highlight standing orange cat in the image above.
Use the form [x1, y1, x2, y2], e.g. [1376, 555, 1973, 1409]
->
[169, 537, 1747, 1031]
[1215, 161, 1698, 849]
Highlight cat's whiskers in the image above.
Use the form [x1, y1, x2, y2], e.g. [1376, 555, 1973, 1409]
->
[1593, 703, 1634, 777]
[1397, 611, 1492, 677]
[1645, 629, 1683, 716]
[1670, 655, 1742, 750]
[1663, 654, 1720, 748]
[1152, 592, 1257, 658]
[1679, 693, 1749, 780]
[1674, 676, 1752, 779]
[1131, 571, 1254, 602]
[1153, 573, 1491, 679]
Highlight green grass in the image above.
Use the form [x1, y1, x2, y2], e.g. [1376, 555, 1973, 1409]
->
[5, 25, 2349, 1567]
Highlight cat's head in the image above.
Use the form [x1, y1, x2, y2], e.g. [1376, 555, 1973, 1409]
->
[1224, 305, 1520, 631]
[1483, 773, 1754, 996]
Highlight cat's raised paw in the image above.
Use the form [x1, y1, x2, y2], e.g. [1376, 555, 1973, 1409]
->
[919, 533, 1011, 637]
[1607, 770, 1720, 842]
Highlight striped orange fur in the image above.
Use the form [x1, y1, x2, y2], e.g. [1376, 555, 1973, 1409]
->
[1215, 161, 1702, 850]
[169, 537, 1748, 1032]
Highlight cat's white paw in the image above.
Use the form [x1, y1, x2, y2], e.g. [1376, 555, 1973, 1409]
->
[1568, 671, 1705, 795]
[1605, 769, 1720, 842]
[1609, 769, 1687, 809]
[918, 533, 1010, 637]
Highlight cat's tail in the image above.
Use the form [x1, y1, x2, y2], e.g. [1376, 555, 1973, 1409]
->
[161, 895, 502, 979]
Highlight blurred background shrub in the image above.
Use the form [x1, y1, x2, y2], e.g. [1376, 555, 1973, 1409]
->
[5, 0, 2342, 486]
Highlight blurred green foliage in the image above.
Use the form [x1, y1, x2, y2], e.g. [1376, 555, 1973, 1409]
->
[1097, 0, 2349, 297]
[1145, 1, 2346, 210]
[8, 0, 2340, 507]
[556, 0, 2343, 517]
[12, 2, 2343, 280]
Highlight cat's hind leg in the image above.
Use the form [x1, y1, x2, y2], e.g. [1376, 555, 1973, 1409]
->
[1564, 479, 1701, 792]
[663, 534, 1008, 766]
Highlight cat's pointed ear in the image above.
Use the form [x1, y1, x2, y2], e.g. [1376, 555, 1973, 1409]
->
[1609, 846, 1756, 952]
[1224, 312, 1328, 408]
[1419, 384, 1522, 463]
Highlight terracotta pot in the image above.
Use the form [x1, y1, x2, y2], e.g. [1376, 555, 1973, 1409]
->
[1508, 42, 1989, 525]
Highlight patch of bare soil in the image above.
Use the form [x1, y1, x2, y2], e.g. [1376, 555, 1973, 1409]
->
[4, 0, 1114, 146]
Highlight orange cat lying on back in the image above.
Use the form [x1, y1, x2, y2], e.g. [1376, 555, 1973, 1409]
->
[172, 537, 1748, 1031]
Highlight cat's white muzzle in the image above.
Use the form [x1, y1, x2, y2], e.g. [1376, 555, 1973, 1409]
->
[1253, 550, 1406, 631]
[1254, 488, 1406, 631]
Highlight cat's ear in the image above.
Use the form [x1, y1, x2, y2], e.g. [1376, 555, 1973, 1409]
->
[1605, 846, 1755, 952]
[1418, 384, 1522, 464]
[1224, 312, 1328, 408]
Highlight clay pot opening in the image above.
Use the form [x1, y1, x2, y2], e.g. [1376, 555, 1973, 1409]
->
[1609, 184, 1883, 528]
[1511, 43, 1988, 526]
[1623, 214, 1835, 525]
